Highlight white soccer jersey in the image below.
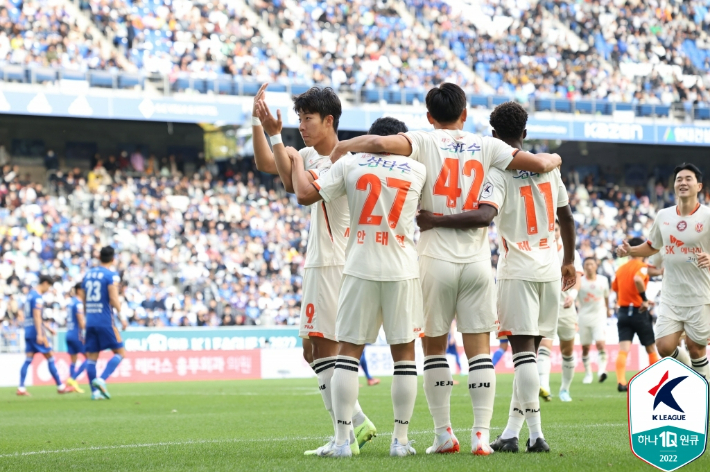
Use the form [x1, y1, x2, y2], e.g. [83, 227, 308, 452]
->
[577, 274, 610, 326]
[481, 167, 569, 282]
[647, 203, 710, 307]
[314, 153, 426, 281]
[301, 148, 349, 268]
[402, 130, 517, 263]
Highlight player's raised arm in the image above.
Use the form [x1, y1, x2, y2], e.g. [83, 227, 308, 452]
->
[329, 134, 412, 163]
[256, 99, 295, 193]
[290, 151, 323, 206]
[252, 84, 279, 175]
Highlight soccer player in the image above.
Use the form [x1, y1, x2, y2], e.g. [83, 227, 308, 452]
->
[416, 100, 577, 453]
[537, 222, 583, 403]
[611, 237, 660, 391]
[577, 258, 611, 384]
[65, 283, 87, 393]
[253, 85, 376, 454]
[291, 116, 426, 457]
[330, 89, 561, 455]
[616, 163, 710, 379]
[17, 275, 75, 396]
[82, 246, 127, 400]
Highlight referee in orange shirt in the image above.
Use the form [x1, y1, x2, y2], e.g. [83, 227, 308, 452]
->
[612, 237, 661, 392]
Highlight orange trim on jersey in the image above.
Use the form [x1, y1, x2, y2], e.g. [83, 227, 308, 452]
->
[308, 332, 324, 338]
[676, 203, 701, 216]
[398, 132, 413, 147]
[312, 181, 321, 191]
[479, 200, 499, 210]
[512, 148, 520, 157]
[308, 169, 318, 180]
[321, 202, 334, 242]
[646, 240, 657, 250]
[498, 330, 512, 339]
[113, 326, 122, 343]
[502, 238, 509, 255]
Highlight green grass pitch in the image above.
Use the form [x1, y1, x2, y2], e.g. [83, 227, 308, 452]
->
[1, 373, 707, 471]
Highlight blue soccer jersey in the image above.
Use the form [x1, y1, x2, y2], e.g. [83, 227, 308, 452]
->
[82, 266, 121, 328]
[66, 296, 83, 334]
[23, 289, 45, 339]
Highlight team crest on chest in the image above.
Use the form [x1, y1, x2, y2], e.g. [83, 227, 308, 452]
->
[696, 223, 704, 233]
[677, 221, 687, 232]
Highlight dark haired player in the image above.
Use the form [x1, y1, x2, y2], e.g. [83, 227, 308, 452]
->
[17, 275, 76, 396]
[330, 86, 562, 455]
[417, 100, 576, 453]
[65, 283, 87, 393]
[252, 86, 376, 455]
[617, 163, 710, 379]
[82, 246, 127, 400]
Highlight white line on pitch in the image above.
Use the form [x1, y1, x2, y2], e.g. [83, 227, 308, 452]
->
[0, 423, 626, 459]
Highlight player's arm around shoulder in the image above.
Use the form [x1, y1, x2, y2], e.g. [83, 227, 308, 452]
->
[329, 134, 413, 163]
[505, 144, 562, 174]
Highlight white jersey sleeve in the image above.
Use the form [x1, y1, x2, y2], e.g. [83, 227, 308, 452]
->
[481, 136, 516, 171]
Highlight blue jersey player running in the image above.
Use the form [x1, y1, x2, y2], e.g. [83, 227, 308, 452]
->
[65, 283, 87, 393]
[17, 275, 76, 396]
[81, 246, 127, 400]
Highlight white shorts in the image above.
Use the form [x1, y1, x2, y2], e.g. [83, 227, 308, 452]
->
[497, 279, 560, 339]
[298, 265, 343, 341]
[579, 322, 606, 346]
[420, 256, 496, 337]
[556, 304, 577, 342]
[335, 275, 424, 345]
[655, 303, 710, 346]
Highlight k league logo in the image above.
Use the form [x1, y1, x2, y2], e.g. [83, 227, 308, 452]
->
[628, 357, 708, 471]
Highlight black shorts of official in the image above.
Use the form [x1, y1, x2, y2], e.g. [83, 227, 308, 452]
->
[617, 306, 656, 346]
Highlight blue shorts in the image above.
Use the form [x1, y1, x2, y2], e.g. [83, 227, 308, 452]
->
[66, 332, 85, 355]
[85, 326, 124, 353]
[445, 343, 458, 355]
[25, 337, 52, 354]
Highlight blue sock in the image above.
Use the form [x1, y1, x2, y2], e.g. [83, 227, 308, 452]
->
[74, 361, 87, 380]
[87, 360, 97, 392]
[360, 352, 372, 380]
[70, 362, 76, 380]
[492, 348, 505, 366]
[19, 359, 32, 387]
[101, 355, 123, 380]
[47, 357, 62, 386]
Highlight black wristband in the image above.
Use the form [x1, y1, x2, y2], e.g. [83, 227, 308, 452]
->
[639, 292, 648, 302]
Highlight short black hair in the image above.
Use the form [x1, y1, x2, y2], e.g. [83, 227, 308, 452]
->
[425, 83, 467, 124]
[100, 246, 115, 263]
[673, 162, 703, 182]
[292, 87, 342, 132]
[39, 275, 53, 285]
[489, 101, 528, 140]
[629, 237, 645, 247]
[367, 117, 408, 136]
[583, 257, 597, 264]
[74, 282, 82, 292]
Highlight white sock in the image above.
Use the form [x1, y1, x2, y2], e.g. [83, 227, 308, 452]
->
[313, 356, 337, 429]
[691, 356, 709, 379]
[468, 354, 495, 445]
[514, 352, 543, 442]
[672, 347, 692, 367]
[392, 360, 417, 445]
[598, 350, 607, 376]
[331, 356, 360, 446]
[582, 355, 591, 375]
[537, 346, 552, 392]
[423, 356, 452, 435]
[352, 399, 366, 428]
[561, 354, 576, 392]
[501, 375, 524, 439]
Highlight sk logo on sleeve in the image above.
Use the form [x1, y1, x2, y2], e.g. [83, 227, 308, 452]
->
[628, 357, 708, 471]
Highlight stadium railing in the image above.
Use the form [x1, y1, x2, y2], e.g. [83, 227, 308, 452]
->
[0, 66, 697, 120]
